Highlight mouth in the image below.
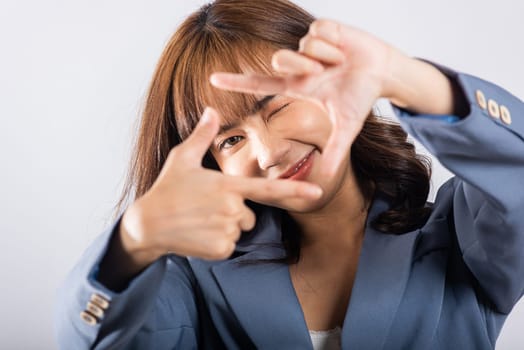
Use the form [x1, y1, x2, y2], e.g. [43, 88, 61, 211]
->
[278, 149, 315, 181]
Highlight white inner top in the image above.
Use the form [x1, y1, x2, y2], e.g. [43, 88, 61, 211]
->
[309, 327, 342, 350]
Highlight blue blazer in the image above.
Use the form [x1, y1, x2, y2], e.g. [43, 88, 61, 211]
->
[55, 65, 524, 349]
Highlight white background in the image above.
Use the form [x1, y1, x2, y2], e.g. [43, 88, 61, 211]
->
[1, 0, 523, 349]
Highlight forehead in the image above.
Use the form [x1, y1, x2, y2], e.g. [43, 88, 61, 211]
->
[173, 35, 281, 141]
[217, 95, 277, 134]
[201, 44, 278, 122]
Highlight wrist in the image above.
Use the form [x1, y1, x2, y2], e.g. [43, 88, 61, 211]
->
[381, 48, 410, 106]
[383, 53, 463, 116]
[120, 206, 160, 269]
[96, 214, 156, 291]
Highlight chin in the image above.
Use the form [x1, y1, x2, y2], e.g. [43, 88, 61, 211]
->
[277, 194, 332, 214]
[282, 165, 350, 214]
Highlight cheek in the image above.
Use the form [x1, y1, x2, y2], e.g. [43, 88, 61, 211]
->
[220, 161, 245, 176]
[216, 151, 257, 177]
[275, 102, 331, 145]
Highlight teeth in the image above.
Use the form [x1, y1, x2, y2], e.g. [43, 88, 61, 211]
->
[293, 155, 308, 173]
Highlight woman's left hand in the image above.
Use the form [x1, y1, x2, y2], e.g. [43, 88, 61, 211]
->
[210, 19, 401, 177]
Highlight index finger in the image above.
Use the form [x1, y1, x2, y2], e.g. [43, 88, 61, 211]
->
[223, 175, 323, 204]
[308, 19, 344, 48]
[210, 72, 287, 96]
[177, 107, 220, 164]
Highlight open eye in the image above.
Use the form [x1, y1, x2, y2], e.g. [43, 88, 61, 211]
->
[218, 135, 244, 150]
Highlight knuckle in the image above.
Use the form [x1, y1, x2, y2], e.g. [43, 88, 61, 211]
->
[167, 146, 186, 162]
[223, 221, 240, 238]
[211, 240, 234, 259]
[244, 210, 256, 231]
[300, 36, 315, 53]
[208, 212, 222, 224]
[232, 225, 242, 239]
[223, 193, 245, 215]
[310, 19, 328, 33]
[298, 36, 307, 51]
[310, 19, 320, 32]
[166, 147, 178, 162]
[221, 198, 240, 216]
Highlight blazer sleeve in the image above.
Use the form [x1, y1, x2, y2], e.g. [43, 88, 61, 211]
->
[54, 216, 200, 349]
[393, 63, 524, 314]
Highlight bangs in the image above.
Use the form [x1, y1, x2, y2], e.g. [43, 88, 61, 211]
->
[172, 31, 278, 140]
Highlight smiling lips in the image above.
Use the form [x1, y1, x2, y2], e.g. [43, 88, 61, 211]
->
[279, 150, 315, 181]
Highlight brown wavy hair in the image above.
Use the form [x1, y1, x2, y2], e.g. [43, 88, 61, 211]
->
[114, 0, 432, 259]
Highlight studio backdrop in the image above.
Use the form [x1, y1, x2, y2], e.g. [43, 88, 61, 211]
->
[0, 0, 522, 348]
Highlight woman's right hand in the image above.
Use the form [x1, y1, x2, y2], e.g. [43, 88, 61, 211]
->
[118, 107, 322, 271]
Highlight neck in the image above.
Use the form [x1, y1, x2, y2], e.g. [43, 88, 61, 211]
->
[288, 168, 370, 263]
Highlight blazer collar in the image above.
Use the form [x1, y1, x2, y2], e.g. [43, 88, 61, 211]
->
[234, 206, 284, 253]
[340, 197, 420, 349]
[207, 196, 421, 349]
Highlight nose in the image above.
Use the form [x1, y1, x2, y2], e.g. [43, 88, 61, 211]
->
[253, 133, 291, 171]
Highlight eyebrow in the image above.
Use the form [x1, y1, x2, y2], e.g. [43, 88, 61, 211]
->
[217, 95, 276, 135]
[251, 95, 275, 115]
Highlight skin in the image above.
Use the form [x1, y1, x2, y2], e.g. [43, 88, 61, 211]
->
[99, 19, 467, 328]
[209, 93, 369, 330]
[98, 110, 323, 291]
[209, 18, 466, 273]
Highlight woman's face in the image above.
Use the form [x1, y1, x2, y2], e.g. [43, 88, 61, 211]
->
[210, 94, 355, 212]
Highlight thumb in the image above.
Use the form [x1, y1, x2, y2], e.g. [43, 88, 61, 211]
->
[180, 107, 220, 163]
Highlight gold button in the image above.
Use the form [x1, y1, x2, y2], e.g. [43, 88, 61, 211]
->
[476, 90, 487, 109]
[80, 311, 98, 326]
[500, 105, 512, 125]
[90, 293, 110, 309]
[86, 301, 104, 318]
[488, 99, 500, 119]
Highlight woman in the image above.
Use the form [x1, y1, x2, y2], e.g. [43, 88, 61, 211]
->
[55, 0, 524, 349]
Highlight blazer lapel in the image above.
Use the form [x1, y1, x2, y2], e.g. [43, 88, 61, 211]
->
[193, 198, 422, 349]
[341, 197, 420, 350]
[210, 207, 312, 348]
[212, 249, 312, 349]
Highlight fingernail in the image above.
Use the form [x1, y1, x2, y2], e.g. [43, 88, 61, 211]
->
[209, 74, 218, 86]
[210, 74, 224, 87]
[298, 37, 306, 52]
[310, 21, 338, 44]
[200, 107, 212, 124]
[271, 55, 281, 70]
